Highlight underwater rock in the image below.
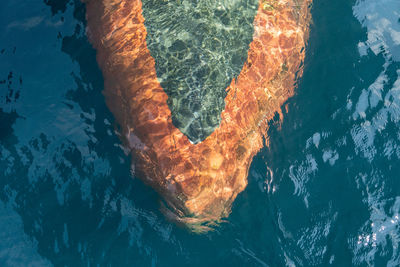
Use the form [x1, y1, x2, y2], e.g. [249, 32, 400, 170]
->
[84, 0, 312, 231]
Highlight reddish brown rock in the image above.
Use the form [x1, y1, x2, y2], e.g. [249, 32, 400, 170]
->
[84, 0, 312, 231]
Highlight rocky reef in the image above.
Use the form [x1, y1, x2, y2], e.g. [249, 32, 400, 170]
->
[84, 0, 312, 231]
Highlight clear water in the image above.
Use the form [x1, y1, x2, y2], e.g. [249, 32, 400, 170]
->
[1, 0, 400, 266]
[142, 0, 258, 143]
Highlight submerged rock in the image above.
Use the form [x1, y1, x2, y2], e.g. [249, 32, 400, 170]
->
[84, 0, 312, 231]
[141, 0, 259, 143]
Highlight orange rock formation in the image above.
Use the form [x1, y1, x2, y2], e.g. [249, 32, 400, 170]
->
[84, 0, 312, 231]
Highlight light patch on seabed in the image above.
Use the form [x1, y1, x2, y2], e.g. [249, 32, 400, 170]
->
[312, 132, 321, 148]
[6, 16, 44, 31]
[288, 154, 318, 207]
[353, 0, 400, 61]
[268, 0, 400, 264]
[0, 1, 175, 262]
[234, 239, 268, 267]
[0, 195, 51, 266]
[351, 194, 400, 266]
[349, 81, 400, 263]
[296, 207, 338, 265]
[322, 149, 339, 166]
[349, 0, 400, 265]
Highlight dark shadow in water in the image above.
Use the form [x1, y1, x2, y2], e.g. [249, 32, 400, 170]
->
[0, 110, 19, 141]
[0, 0, 184, 265]
[228, 0, 391, 265]
[2, 0, 400, 265]
[227, 0, 400, 265]
[0, 69, 22, 141]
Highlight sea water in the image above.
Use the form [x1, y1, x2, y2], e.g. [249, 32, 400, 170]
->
[1, 0, 400, 265]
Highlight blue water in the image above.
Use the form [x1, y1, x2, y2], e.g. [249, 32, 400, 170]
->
[1, 0, 400, 266]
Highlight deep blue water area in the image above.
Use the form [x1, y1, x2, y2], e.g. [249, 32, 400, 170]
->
[1, 0, 400, 266]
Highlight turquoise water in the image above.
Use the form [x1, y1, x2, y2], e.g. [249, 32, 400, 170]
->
[1, 0, 400, 266]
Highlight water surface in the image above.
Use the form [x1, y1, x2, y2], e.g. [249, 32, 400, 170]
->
[1, 0, 400, 265]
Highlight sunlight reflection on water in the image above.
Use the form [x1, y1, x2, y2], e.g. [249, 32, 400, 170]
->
[1, 0, 400, 265]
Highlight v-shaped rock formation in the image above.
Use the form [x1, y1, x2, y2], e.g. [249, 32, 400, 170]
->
[84, 0, 312, 231]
